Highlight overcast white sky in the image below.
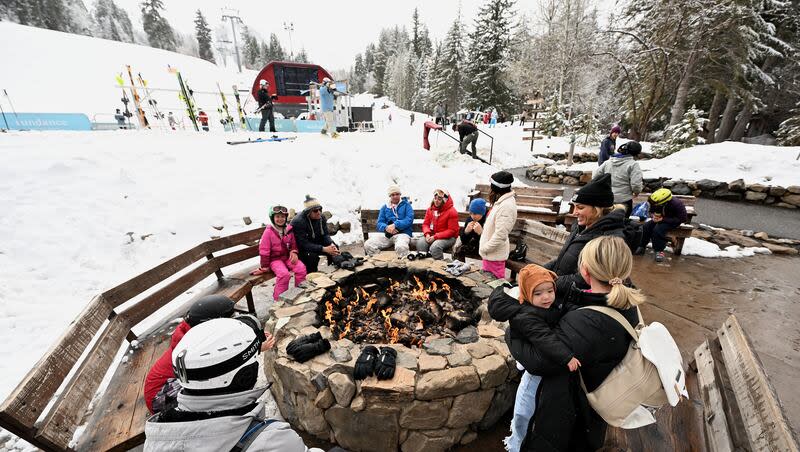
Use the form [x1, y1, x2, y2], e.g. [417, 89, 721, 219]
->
[105, 0, 616, 72]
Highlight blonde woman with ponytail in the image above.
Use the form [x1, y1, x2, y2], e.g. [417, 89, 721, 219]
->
[508, 236, 644, 451]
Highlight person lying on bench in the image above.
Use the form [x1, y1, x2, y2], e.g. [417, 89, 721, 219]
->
[291, 195, 340, 273]
[144, 318, 319, 452]
[635, 188, 688, 263]
[414, 189, 460, 259]
[364, 184, 414, 258]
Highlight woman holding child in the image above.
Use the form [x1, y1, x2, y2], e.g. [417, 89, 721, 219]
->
[490, 236, 645, 451]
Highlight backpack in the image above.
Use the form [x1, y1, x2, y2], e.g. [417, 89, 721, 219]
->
[577, 306, 684, 428]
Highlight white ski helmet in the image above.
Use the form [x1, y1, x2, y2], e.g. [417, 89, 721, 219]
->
[259, 79, 268, 86]
[172, 317, 261, 392]
[322, 77, 331, 83]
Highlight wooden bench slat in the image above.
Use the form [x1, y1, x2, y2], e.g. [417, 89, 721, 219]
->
[716, 315, 799, 452]
[77, 329, 169, 452]
[36, 316, 132, 449]
[694, 340, 735, 452]
[0, 294, 113, 430]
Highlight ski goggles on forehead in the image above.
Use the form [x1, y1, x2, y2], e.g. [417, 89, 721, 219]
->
[271, 206, 288, 215]
[433, 191, 447, 200]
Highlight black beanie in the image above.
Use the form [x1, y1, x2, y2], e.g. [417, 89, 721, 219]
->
[574, 173, 614, 207]
[186, 295, 236, 326]
[619, 141, 642, 157]
[490, 171, 514, 190]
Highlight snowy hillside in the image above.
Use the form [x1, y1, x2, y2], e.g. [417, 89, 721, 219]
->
[0, 22, 256, 122]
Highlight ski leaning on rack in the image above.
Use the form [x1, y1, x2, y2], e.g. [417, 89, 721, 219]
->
[126, 65, 149, 129]
[232, 84, 250, 131]
[216, 83, 236, 132]
[173, 69, 199, 131]
[226, 137, 297, 145]
[137, 72, 166, 129]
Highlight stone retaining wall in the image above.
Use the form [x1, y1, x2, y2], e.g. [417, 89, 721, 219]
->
[525, 164, 800, 209]
[262, 252, 518, 452]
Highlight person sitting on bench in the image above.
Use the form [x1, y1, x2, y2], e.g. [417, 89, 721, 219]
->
[291, 195, 340, 273]
[144, 318, 320, 451]
[143, 295, 275, 414]
[364, 185, 414, 258]
[251, 205, 307, 301]
[635, 188, 688, 263]
[455, 198, 487, 257]
[414, 189, 459, 259]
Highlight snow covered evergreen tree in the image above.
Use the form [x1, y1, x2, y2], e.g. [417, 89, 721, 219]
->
[776, 102, 800, 146]
[653, 106, 705, 157]
[540, 97, 568, 137]
[141, 0, 176, 51]
[429, 15, 465, 115]
[464, 0, 516, 113]
[241, 30, 261, 69]
[268, 33, 285, 61]
[194, 10, 214, 63]
[93, 0, 134, 43]
[294, 48, 309, 63]
[351, 53, 367, 93]
[1, 0, 92, 36]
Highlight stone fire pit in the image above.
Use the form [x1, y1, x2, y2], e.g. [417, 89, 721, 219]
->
[262, 251, 519, 452]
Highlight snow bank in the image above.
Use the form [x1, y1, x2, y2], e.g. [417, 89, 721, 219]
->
[681, 237, 772, 258]
[640, 142, 800, 187]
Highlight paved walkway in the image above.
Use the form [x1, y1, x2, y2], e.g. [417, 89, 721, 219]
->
[508, 167, 800, 240]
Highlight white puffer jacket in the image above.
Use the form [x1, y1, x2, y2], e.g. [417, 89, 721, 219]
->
[479, 191, 518, 261]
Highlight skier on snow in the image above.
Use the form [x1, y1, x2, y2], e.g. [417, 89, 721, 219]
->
[257, 79, 277, 133]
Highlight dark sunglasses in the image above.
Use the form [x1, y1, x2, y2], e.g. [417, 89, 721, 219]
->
[271, 205, 288, 215]
[310, 207, 323, 213]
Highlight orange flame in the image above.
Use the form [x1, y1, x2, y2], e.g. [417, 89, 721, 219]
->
[339, 321, 351, 340]
[325, 300, 334, 325]
[364, 295, 377, 314]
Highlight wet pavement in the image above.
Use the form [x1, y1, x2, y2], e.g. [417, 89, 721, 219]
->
[508, 166, 800, 240]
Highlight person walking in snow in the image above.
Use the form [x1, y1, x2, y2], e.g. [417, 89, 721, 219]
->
[318, 77, 338, 137]
[490, 109, 498, 128]
[434, 104, 445, 125]
[453, 119, 479, 158]
[410, 112, 415, 126]
[599, 125, 620, 166]
[593, 141, 644, 215]
[251, 206, 307, 300]
[364, 185, 414, 258]
[257, 79, 277, 133]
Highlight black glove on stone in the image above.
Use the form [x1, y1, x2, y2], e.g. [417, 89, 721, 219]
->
[291, 338, 331, 363]
[286, 332, 322, 356]
[353, 346, 379, 380]
[375, 346, 397, 380]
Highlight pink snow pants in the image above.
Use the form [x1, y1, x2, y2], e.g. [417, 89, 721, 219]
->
[482, 259, 506, 280]
[270, 258, 307, 300]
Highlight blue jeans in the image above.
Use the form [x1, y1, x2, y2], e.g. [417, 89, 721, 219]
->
[505, 371, 542, 452]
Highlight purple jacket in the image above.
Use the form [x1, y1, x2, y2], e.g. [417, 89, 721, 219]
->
[258, 225, 298, 268]
[651, 197, 688, 227]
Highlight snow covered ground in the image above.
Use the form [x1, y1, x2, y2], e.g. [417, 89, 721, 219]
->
[680, 237, 772, 258]
[552, 141, 800, 187]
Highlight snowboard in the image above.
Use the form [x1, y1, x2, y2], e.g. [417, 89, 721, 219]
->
[226, 137, 297, 145]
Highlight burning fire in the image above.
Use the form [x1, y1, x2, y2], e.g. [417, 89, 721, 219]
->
[321, 275, 469, 346]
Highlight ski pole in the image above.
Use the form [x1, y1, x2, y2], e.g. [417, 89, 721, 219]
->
[0, 100, 9, 130]
[3, 89, 20, 121]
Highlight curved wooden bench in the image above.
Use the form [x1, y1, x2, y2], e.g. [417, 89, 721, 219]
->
[0, 228, 275, 451]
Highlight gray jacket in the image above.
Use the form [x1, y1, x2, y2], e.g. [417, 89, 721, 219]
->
[593, 155, 643, 203]
[144, 386, 320, 452]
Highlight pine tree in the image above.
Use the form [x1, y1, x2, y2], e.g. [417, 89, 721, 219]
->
[653, 106, 705, 157]
[464, 0, 516, 113]
[194, 10, 214, 63]
[268, 33, 285, 61]
[260, 41, 271, 65]
[352, 53, 367, 93]
[294, 48, 309, 63]
[93, 0, 134, 43]
[141, 0, 176, 51]
[241, 31, 261, 69]
[430, 15, 465, 114]
[776, 102, 800, 146]
[410, 8, 431, 59]
[540, 97, 567, 137]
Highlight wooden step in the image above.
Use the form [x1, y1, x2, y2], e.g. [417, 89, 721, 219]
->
[522, 136, 544, 141]
[523, 127, 541, 132]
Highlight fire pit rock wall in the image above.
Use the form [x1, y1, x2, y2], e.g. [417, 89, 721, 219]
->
[262, 252, 520, 452]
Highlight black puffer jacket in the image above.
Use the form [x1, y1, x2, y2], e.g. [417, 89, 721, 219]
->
[290, 210, 333, 255]
[544, 209, 625, 294]
[488, 286, 575, 369]
[514, 284, 639, 452]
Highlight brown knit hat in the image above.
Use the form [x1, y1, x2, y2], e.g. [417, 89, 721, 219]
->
[303, 194, 322, 212]
[517, 264, 557, 304]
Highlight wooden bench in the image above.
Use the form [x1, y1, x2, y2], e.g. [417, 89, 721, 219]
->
[0, 228, 276, 452]
[468, 184, 565, 225]
[359, 208, 471, 254]
[563, 193, 698, 256]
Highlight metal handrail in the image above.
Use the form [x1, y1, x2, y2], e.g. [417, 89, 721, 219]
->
[476, 127, 495, 164]
[440, 129, 490, 165]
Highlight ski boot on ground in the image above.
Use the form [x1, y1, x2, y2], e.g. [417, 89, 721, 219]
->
[655, 251, 666, 263]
